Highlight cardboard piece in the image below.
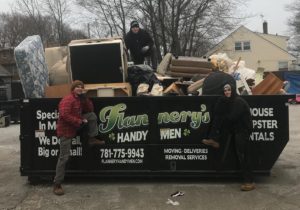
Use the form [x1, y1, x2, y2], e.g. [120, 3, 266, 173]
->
[45, 84, 71, 98]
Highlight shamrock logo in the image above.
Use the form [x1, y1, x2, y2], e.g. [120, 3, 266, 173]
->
[183, 129, 191, 136]
[109, 133, 116, 141]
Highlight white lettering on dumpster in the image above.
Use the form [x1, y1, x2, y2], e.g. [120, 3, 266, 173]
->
[36, 110, 59, 120]
[100, 148, 144, 164]
[163, 147, 208, 161]
[117, 130, 148, 143]
[252, 120, 277, 129]
[36, 110, 58, 130]
[37, 136, 82, 158]
[160, 128, 181, 140]
[250, 108, 273, 117]
[35, 109, 82, 158]
[250, 107, 278, 142]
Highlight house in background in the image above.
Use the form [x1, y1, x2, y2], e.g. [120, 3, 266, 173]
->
[0, 48, 24, 99]
[205, 22, 297, 72]
[0, 65, 12, 100]
[0, 48, 19, 80]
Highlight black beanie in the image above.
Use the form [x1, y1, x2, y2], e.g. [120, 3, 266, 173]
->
[130, 20, 139, 28]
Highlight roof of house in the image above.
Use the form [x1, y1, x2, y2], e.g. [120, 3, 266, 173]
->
[206, 25, 296, 59]
[0, 48, 15, 65]
[0, 65, 12, 77]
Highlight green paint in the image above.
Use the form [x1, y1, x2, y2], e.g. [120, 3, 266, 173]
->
[158, 104, 210, 129]
[98, 103, 210, 133]
[99, 103, 148, 133]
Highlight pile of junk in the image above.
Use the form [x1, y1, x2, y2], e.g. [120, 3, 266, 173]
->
[13, 35, 288, 99]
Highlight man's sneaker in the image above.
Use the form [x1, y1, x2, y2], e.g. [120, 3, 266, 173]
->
[53, 184, 64, 195]
[240, 183, 256, 191]
[88, 137, 105, 146]
[202, 139, 220, 148]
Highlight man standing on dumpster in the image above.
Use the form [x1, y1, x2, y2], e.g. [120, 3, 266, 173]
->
[125, 20, 157, 69]
[202, 83, 255, 191]
[53, 80, 105, 196]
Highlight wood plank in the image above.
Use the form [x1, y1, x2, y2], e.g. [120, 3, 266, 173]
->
[157, 53, 172, 75]
[171, 57, 212, 68]
[169, 65, 212, 74]
[45, 82, 132, 98]
[166, 71, 208, 79]
[251, 73, 283, 95]
[163, 83, 185, 96]
[187, 78, 205, 93]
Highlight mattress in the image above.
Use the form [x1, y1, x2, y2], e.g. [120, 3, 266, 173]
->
[14, 35, 49, 98]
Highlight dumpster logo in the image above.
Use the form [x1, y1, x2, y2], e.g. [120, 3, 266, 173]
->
[157, 104, 210, 129]
[98, 103, 210, 142]
[99, 103, 148, 133]
[157, 104, 210, 140]
[98, 103, 149, 143]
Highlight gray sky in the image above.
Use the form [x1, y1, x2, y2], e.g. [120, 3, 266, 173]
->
[243, 0, 294, 35]
[0, 0, 295, 36]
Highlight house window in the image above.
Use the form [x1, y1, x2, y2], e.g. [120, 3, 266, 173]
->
[243, 41, 251, 50]
[2, 54, 7, 59]
[235, 41, 251, 51]
[278, 61, 288, 71]
[235, 42, 242, 51]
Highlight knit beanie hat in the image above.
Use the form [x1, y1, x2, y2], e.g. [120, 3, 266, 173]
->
[71, 80, 84, 91]
[130, 20, 139, 28]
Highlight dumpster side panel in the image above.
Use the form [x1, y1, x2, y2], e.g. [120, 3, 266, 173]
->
[20, 95, 290, 177]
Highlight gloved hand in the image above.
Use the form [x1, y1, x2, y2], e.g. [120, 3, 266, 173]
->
[78, 92, 87, 99]
[141, 45, 150, 54]
[79, 119, 88, 130]
[232, 72, 241, 80]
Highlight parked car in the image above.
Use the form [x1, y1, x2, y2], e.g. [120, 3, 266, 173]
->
[288, 94, 300, 104]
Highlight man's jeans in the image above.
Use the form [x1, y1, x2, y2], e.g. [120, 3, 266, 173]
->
[53, 112, 98, 184]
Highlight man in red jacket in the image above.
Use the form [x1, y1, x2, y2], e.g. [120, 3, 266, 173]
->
[53, 80, 104, 195]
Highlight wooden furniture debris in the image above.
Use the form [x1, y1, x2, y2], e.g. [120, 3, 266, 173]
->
[68, 37, 127, 84]
[163, 82, 185, 96]
[252, 73, 283, 95]
[166, 56, 212, 79]
[85, 83, 132, 97]
[171, 57, 213, 68]
[45, 84, 71, 98]
[187, 78, 205, 94]
[45, 83, 132, 98]
[157, 53, 172, 75]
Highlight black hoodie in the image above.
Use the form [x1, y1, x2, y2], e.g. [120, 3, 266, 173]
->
[215, 83, 252, 133]
[124, 28, 154, 64]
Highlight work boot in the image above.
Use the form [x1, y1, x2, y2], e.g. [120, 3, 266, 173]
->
[240, 183, 256, 191]
[202, 139, 220, 148]
[53, 184, 64, 195]
[88, 137, 105, 146]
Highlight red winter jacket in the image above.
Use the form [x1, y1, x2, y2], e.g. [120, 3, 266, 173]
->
[57, 92, 94, 138]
